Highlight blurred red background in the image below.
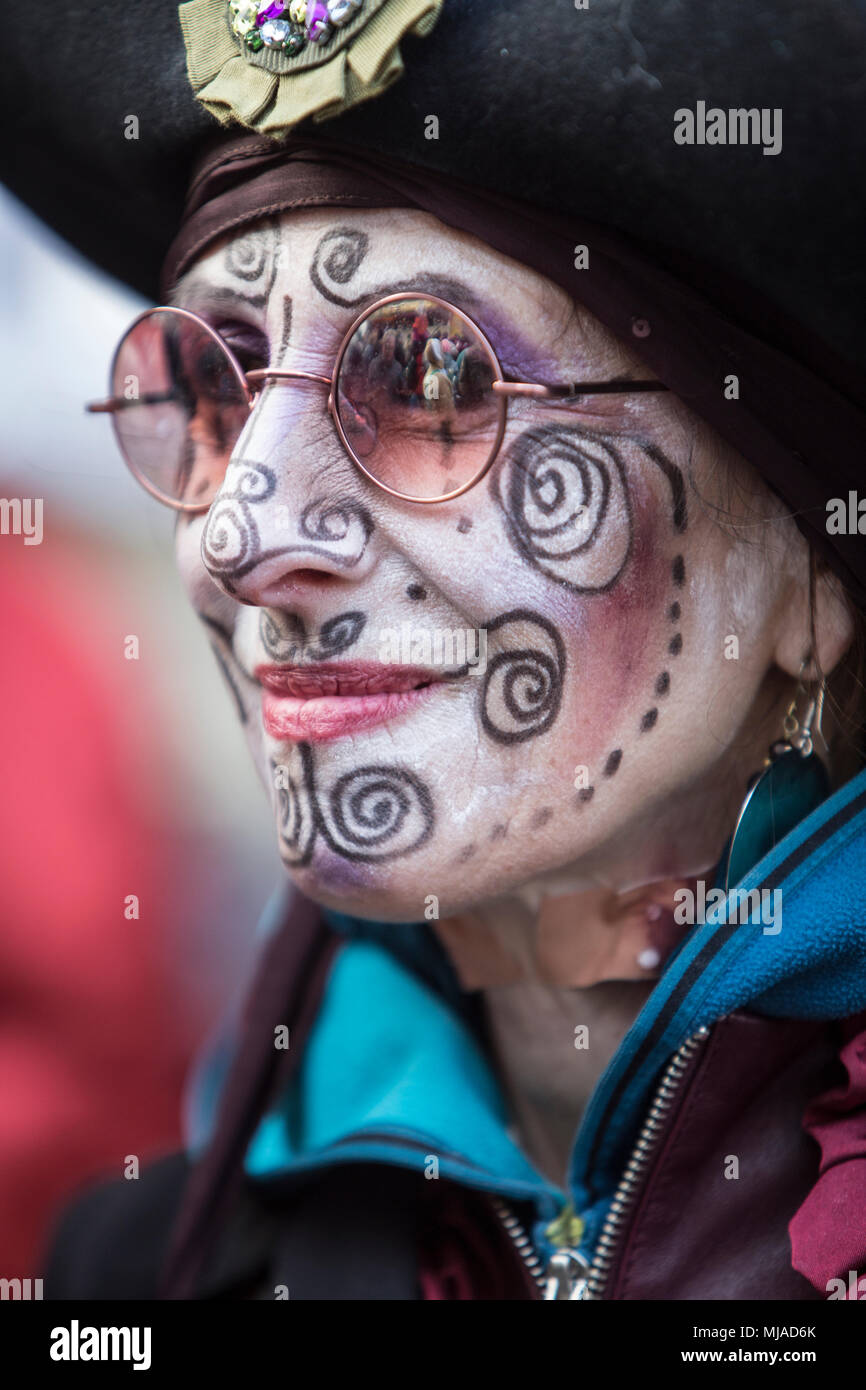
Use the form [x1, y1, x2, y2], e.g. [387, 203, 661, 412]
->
[0, 188, 278, 1277]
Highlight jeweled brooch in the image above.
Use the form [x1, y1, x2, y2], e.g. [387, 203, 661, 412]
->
[179, 0, 443, 137]
[228, 0, 366, 57]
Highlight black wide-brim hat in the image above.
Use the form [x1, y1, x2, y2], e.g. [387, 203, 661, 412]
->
[3, 0, 862, 353]
[4, 0, 866, 600]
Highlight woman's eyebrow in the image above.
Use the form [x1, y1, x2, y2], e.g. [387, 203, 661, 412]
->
[359, 274, 484, 310]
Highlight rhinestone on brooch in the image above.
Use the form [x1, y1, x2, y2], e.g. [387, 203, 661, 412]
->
[260, 17, 292, 44]
[327, 0, 362, 24]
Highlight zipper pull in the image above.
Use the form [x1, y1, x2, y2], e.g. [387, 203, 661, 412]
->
[542, 1203, 590, 1299]
[543, 1248, 591, 1300]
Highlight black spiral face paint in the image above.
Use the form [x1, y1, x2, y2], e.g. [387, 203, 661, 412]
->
[309, 226, 483, 311]
[479, 609, 566, 744]
[494, 424, 688, 591]
[201, 459, 276, 582]
[494, 425, 633, 592]
[273, 744, 435, 865]
[224, 221, 280, 309]
[259, 608, 367, 662]
[201, 470, 375, 585]
[310, 227, 371, 307]
[259, 610, 304, 663]
[297, 496, 374, 568]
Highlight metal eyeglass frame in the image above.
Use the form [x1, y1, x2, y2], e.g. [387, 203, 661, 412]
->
[87, 291, 669, 512]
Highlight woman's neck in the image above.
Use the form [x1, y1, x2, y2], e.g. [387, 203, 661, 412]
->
[481, 975, 655, 1188]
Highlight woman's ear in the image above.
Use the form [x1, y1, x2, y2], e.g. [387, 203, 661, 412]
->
[773, 556, 855, 680]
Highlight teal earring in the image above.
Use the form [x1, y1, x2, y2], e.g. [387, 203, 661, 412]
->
[724, 667, 830, 892]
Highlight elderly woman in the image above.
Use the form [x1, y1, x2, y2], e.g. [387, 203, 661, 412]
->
[7, 0, 865, 1301]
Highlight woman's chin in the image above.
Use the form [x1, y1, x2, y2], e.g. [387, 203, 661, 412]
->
[283, 850, 468, 925]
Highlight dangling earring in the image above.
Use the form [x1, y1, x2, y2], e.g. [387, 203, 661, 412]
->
[724, 661, 830, 892]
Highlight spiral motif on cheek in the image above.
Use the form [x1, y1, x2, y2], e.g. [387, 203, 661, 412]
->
[201, 461, 276, 575]
[272, 747, 316, 867]
[318, 766, 434, 861]
[310, 227, 370, 307]
[299, 496, 374, 568]
[480, 610, 566, 744]
[499, 426, 632, 592]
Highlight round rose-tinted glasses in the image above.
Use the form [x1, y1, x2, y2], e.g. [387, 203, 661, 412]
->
[87, 292, 668, 510]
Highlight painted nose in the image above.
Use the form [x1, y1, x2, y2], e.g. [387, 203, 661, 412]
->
[199, 380, 379, 606]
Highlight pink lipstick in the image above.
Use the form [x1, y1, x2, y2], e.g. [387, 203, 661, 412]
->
[256, 661, 442, 742]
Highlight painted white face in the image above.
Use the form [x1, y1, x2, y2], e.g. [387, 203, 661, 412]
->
[172, 206, 812, 922]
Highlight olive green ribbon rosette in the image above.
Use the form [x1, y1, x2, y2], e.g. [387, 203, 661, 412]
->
[179, 0, 443, 136]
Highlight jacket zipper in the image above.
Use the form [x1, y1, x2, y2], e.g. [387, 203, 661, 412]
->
[488, 1197, 549, 1297]
[580, 1024, 710, 1299]
[493, 1025, 711, 1300]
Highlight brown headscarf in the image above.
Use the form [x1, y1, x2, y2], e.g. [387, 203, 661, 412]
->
[162, 133, 866, 611]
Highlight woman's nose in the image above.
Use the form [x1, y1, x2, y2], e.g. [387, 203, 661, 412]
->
[199, 381, 379, 606]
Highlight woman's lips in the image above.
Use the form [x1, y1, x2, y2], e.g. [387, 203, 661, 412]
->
[255, 662, 441, 742]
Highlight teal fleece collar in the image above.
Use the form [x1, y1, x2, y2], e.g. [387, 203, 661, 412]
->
[245, 937, 561, 1213]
